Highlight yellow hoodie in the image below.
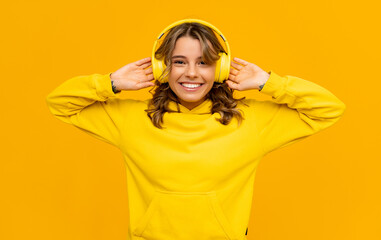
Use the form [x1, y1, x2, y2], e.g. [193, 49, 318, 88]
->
[46, 70, 346, 240]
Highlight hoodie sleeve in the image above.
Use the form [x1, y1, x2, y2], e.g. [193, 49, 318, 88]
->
[250, 71, 346, 155]
[45, 72, 124, 148]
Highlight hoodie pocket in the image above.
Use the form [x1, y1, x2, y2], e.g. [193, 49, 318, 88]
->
[132, 190, 239, 240]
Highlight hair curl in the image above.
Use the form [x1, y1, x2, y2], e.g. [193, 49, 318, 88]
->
[145, 22, 248, 129]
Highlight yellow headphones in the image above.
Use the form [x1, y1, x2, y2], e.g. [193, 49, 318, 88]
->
[151, 19, 231, 84]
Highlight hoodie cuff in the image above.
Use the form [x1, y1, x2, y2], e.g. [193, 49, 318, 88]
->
[259, 70, 287, 99]
[94, 71, 119, 99]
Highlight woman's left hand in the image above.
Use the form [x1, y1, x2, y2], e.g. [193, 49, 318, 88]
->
[226, 57, 270, 91]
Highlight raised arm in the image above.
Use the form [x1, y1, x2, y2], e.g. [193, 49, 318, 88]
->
[252, 71, 346, 154]
[228, 57, 346, 155]
[46, 57, 155, 148]
[45, 72, 125, 147]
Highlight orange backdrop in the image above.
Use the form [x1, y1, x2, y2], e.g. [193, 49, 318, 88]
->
[1, 0, 380, 239]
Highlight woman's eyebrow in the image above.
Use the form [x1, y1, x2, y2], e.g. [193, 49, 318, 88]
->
[171, 55, 202, 59]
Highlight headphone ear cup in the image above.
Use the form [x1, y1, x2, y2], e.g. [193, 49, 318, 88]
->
[215, 52, 230, 83]
[152, 58, 166, 83]
[214, 54, 222, 83]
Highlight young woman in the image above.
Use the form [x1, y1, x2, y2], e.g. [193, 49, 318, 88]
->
[46, 19, 346, 240]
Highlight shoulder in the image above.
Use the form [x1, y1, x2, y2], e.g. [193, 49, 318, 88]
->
[101, 98, 150, 114]
[237, 98, 283, 122]
[238, 98, 280, 111]
[105, 97, 148, 106]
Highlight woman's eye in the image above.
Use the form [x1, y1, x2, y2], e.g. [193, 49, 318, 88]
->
[172, 60, 207, 65]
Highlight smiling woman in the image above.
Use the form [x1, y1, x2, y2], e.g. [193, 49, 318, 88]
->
[46, 18, 346, 240]
[146, 21, 247, 129]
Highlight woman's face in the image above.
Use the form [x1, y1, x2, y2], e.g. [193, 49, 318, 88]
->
[168, 36, 216, 110]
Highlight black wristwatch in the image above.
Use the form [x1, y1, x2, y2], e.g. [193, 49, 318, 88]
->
[258, 71, 271, 91]
[110, 73, 121, 94]
[258, 83, 265, 91]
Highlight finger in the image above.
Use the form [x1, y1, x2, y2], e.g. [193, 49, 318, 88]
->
[228, 73, 237, 82]
[225, 80, 240, 90]
[233, 57, 249, 66]
[230, 68, 239, 76]
[146, 73, 154, 81]
[145, 67, 153, 75]
[135, 57, 151, 66]
[138, 81, 155, 89]
[231, 61, 243, 70]
[140, 62, 152, 69]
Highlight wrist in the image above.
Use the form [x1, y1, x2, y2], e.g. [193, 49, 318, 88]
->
[110, 73, 121, 94]
[258, 72, 270, 91]
[258, 83, 265, 91]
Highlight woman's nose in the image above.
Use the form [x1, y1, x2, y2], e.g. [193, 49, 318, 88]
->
[185, 64, 198, 78]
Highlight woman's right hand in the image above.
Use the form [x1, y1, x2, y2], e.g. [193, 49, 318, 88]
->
[110, 57, 155, 91]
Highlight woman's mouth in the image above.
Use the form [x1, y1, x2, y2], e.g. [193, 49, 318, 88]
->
[179, 82, 204, 91]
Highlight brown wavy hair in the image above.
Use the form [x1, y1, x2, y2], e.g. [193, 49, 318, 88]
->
[145, 21, 248, 129]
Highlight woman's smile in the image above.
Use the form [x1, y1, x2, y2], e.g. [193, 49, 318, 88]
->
[179, 82, 205, 91]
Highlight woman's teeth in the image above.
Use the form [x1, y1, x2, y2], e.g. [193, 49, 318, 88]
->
[180, 83, 202, 88]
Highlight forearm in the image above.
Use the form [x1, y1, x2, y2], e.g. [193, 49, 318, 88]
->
[46, 72, 117, 118]
[260, 71, 346, 131]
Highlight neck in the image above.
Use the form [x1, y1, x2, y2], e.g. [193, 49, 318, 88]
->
[179, 97, 207, 110]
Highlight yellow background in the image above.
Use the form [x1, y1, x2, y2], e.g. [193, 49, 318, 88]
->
[1, 0, 380, 239]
